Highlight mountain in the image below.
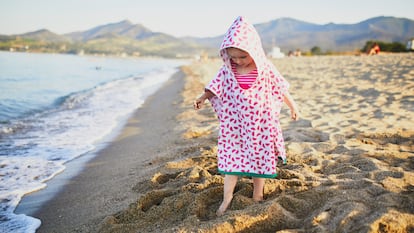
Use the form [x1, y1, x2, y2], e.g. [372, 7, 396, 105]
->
[188, 16, 414, 53]
[0, 29, 71, 53]
[1, 16, 413, 56]
[254, 16, 414, 52]
[63, 20, 208, 57]
[65, 20, 154, 41]
[1, 20, 207, 57]
[21, 29, 71, 42]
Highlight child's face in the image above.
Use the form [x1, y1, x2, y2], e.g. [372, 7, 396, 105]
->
[226, 48, 254, 68]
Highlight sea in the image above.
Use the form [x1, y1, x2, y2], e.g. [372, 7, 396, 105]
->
[0, 51, 188, 232]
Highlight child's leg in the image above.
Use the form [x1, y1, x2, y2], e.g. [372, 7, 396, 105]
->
[252, 177, 265, 202]
[217, 174, 238, 216]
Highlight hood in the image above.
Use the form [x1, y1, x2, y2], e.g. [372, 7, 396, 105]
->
[219, 16, 268, 73]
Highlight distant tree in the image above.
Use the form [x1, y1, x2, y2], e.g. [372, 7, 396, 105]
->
[310, 46, 322, 55]
[361, 40, 407, 53]
[388, 42, 407, 52]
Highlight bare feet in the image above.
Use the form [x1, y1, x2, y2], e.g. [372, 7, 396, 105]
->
[252, 177, 265, 203]
[216, 197, 233, 216]
[253, 196, 264, 203]
[253, 193, 263, 203]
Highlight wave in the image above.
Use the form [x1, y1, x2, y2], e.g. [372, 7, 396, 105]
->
[0, 66, 180, 233]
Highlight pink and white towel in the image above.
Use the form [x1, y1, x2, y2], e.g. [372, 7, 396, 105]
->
[207, 16, 289, 178]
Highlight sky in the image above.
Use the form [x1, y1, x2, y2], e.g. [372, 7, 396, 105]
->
[1, 0, 413, 37]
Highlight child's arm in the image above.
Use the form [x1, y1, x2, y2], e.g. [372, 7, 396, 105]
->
[194, 89, 215, 110]
[283, 91, 299, 121]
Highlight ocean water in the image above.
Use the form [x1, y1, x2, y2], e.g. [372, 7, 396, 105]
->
[0, 51, 187, 232]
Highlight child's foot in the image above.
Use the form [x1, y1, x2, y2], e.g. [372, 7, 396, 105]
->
[253, 196, 263, 203]
[216, 197, 233, 216]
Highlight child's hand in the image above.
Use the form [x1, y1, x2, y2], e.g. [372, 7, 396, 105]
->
[291, 109, 299, 121]
[283, 92, 299, 121]
[194, 90, 214, 110]
[193, 97, 205, 110]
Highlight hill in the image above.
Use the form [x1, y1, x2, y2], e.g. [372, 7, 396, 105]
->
[21, 29, 71, 42]
[62, 20, 209, 57]
[256, 16, 414, 52]
[65, 20, 154, 41]
[189, 16, 414, 53]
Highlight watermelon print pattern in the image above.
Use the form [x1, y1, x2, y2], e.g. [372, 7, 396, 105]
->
[207, 16, 289, 178]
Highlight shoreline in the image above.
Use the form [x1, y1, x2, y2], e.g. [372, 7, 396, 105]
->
[16, 69, 188, 232]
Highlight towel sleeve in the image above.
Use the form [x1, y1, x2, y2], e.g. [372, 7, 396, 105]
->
[206, 65, 227, 118]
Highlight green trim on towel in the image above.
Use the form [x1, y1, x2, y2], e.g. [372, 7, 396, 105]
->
[218, 170, 278, 178]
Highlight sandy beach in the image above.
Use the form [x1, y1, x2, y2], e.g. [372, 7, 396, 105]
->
[23, 54, 413, 232]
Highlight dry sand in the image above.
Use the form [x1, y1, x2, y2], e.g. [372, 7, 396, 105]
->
[98, 54, 414, 233]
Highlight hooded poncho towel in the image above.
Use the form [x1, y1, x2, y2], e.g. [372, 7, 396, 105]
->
[207, 16, 289, 178]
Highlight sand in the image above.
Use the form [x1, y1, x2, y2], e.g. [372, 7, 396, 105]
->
[27, 54, 414, 232]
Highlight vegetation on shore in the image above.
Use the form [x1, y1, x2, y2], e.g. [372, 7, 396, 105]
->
[308, 40, 410, 56]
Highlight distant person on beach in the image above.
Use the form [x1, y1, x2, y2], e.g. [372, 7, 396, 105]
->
[193, 16, 299, 216]
[369, 43, 380, 55]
